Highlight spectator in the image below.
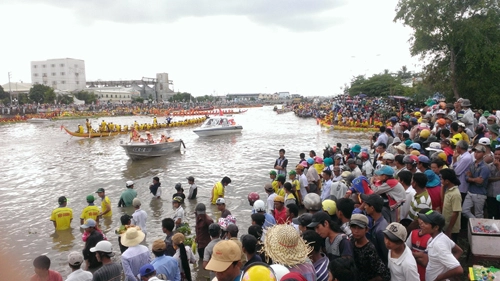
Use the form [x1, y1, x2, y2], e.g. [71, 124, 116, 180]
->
[30, 255, 63, 281]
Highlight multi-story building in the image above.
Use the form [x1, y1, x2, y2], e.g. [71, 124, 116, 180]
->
[31, 58, 86, 91]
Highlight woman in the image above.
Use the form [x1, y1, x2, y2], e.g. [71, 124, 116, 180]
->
[283, 182, 297, 207]
[172, 233, 197, 281]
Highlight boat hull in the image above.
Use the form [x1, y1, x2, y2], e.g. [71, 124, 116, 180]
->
[27, 118, 51, 123]
[193, 126, 243, 137]
[120, 140, 183, 160]
[62, 126, 124, 138]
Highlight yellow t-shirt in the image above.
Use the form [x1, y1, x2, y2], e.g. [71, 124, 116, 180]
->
[211, 182, 224, 205]
[461, 132, 470, 144]
[285, 193, 296, 202]
[50, 207, 73, 231]
[80, 205, 100, 222]
[291, 179, 300, 191]
[313, 163, 324, 175]
[277, 187, 285, 197]
[100, 196, 112, 217]
[452, 133, 463, 141]
[272, 180, 279, 194]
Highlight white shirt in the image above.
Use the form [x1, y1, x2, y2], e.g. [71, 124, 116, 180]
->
[173, 206, 184, 224]
[298, 173, 309, 199]
[400, 186, 416, 220]
[388, 246, 420, 281]
[362, 160, 374, 178]
[351, 166, 362, 178]
[66, 269, 93, 281]
[330, 181, 348, 200]
[426, 233, 461, 281]
[321, 179, 333, 201]
[267, 193, 277, 213]
[132, 209, 148, 234]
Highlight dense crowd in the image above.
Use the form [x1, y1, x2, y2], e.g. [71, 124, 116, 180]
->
[30, 96, 500, 281]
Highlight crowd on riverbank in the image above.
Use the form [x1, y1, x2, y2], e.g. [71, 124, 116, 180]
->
[30, 95, 500, 281]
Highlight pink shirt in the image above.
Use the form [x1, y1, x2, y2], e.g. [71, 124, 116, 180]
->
[30, 270, 63, 281]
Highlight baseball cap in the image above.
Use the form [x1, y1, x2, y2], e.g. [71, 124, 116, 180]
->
[417, 209, 445, 228]
[307, 211, 331, 228]
[288, 170, 297, 175]
[195, 203, 206, 214]
[479, 137, 491, 146]
[382, 153, 395, 160]
[274, 195, 284, 203]
[458, 122, 466, 128]
[418, 155, 430, 164]
[473, 145, 486, 152]
[186, 176, 195, 181]
[68, 251, 84, 266]
[350, 214, 369, 228]
[409, 143, 421, 150]
[175, 183, 182, 190]
[58, 196, 67, 204]
[132, 198, 141, 207]
[139, 264, 156, 277]
[269, 170, 277, 176]
[126, 180, 134, 187]
[90, 241, 114, 255]
[264, 183, 274, 192]
[205, 240, 242, 272]
[81, 219, 96, 229]
[216, 198, 226, 205]
[292, 213, 313, 226]
[95, 188, 105, 193]
[374, 166, 394, 176]
[360, 194, 384, 210]
[173, 196, 183, 203]
[152, 239, 166, 252]
[295, 164, 305, 171]
[86, 195, 95, 202]
[383, 222, 407, 242]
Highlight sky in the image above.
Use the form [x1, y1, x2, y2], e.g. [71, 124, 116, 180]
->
[0, 0, 421, 97]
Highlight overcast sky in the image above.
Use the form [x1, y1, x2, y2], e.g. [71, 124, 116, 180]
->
[0, 0, 420, 96]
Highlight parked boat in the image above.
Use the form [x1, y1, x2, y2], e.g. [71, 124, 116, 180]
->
[193, 116, 243, 137]
[27, 118, 51, 123]
[120, 139, 185, 160]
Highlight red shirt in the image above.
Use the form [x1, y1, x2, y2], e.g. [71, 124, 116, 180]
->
[30, 270, 63, 281]
[273, 208, 287, 224]
[408, 229, 432, 281]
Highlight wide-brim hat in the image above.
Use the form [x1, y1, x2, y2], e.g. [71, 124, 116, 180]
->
[263, 224, 312, 267]
[461, 99, 471, 107]
[121, 227, 145, 247]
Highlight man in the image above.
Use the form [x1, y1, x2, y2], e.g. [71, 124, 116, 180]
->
[369, 166, 406, 222]
[118, 180, 137, 207]
[50, 196, 73, 231]
[349, 214, 390, 281]
[149, 176, 162, 199]
[138, 264, 161, 281]
[205, 240, 243, 281]
[264, 183, 277, 214]
[302, 230, 330, 281]
[30, 255, 63, 281]
[292, 212, 314, 234]
[172, 196, 185, 229]
[417, 210, 463, 281]
[383, 223, 419, 281]
[360, 194, 389, 265]
[241, 234, 261, 271]
[161, 218, 176, 257]
[336, 198, 355, 239]
[274, 148, 288, 175]
[360, 152, 374, 179]
[306, 159, 321, 194]
[186, 176, 197, 199]
[216, 198, 231, 218]
[121, 228, 150, 281]
[286, 203, 300, 229]
[66, 252, 93, 281]
[347, 159, 362, 178]
[273, 195, 287, 224]
[459, 99, 474, 132]
[296, 164, 309, 206]
[372, 126, 389, 148]
[487, 148, 500, 219]
[320, 169, 333, 202]
[452, 140, 473, 201]
[397, 170, 416, 221]
[226, 224, 246, 264]
[308, 211, 353, 260]
[90, 241, 122, 281]
[408, 173, 432, 221]
[80, 195, 100, 226]
[132, 198, 148, 235]
[211, 176, 231, 205]
[463, 145, 490, 219]
[440, 169, 462, 242]
[150, 240, 181, 281]
[203, 223, 222, 280]
[195, 204, 213, 260]
[332, 165, 343, 182]
[81, 219, 104, 272]
[95, 188, 112, 219]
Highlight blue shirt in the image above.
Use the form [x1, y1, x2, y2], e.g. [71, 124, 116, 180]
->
[121, 245, 151, 281]
[466, 161, 490, 195]
[263, 213, 276, 229]
[151, 255, 181, 281]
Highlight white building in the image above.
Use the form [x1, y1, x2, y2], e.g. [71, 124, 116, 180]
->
[31, 58, 86, 91]
[86, 87, 140, 103]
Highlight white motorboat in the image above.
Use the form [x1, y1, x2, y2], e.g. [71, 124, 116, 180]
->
[120, 139, 185, 160]
[27, 118, 51, 123]
[193, 116, 243, 137]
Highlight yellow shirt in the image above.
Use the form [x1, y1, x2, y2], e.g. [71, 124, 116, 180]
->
[272, 180, 279, 194]
[80, 205, 100, 222]
[291, 179, 300, 191]
[50, 207, 73, 231]
[277, 187, 285, 197]
[100, 196, 112, 217]
[285, 193, 296, 202]
[461, 132, 470, 144]
[313, 163, 324, 175]
[211, 182, 224, 205]
[452, 133, 463, 141]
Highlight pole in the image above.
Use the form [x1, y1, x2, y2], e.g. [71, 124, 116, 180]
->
[8, 72, 12, 103]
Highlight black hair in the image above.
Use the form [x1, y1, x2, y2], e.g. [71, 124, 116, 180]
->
[310, 150, 316, 156]
[221, 176, 232, 184]
[398, 170, 413, 186]
[251, 213, 265, 227]
[209, 224, 221, 238]
[329, 256, 358, 281]
[178, 242, 192, 281]
[247, 225, 263, 240]
[120, 214, 132, 226]
[403, 132, 410, 140]
[395, 154, 405, 165]
[279, 148, 286, 154]
[412, 173, 428, 188]
[226, 224, 239, 238]
[377, 143, 387, 149]
[33, 255, 51, 270]
[241, 234, 257, 255]
[162, 218, 175, 232]
[152, 249, 165, 257]
[323, 217, 342, 233]
[300, 153, 305, 159]
[284, 182, 299, 201]
[287, 203, 299, 218]
[379, 125, 386, 133]
[277, 176, 286, 184]
[420, 162, 430, 170]
[336, 198, 354, 219]
[302, 230, 323, 252]
[441, 128, 450, 138]
[431, 158, 445, 168]
[450, 122, 459, 132]
[323, 169, 332, 177]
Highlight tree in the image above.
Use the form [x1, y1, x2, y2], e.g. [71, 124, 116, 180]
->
[75, 91, 97, 104]
[348, 72, 406, 97]
[395, 0, 500, 107]
[29, 84, 51, 103]
[0, 85, 9, 105]
[44, 88, 56, 104]
[58, 95, 74, 104]
[168, 92, 193, 102]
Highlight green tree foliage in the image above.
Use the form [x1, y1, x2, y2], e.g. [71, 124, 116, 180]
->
[18, 93, 30, 105]
[0, 85, 9, 105]
[195, 95, 215, 102]
[348, 72, 408, 97]
[395, 0, 500, 108]
[29, 84, 51, 103]
[169, 92, 193, 102]
[44, 88, 56, 104]
[57, 95, 74, 104]
[75, 91, 97, 104]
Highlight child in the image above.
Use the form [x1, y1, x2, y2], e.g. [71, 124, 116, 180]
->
[115, 214, 134, 253]
[405, 209, 432, 281]
[383, 222, 419, 280]
[172, 196, 185, 229]
[288, 170, 302, 205]
[172, 183, 186, 203]
[350, 214, 390, 281]
[149, 176, 161, 199]
[270, 170, 279, 193]
[186, 176, 197, 199]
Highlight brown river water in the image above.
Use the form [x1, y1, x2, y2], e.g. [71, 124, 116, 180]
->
[0, 106, 371, 279]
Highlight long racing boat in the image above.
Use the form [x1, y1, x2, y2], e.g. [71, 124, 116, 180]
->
[61, 126, 125, 138]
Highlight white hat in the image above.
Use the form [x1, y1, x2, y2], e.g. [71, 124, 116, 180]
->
[382, 153, 395, 160]
[426, 142, 443, 152]
[479, 137, 491, 146]
[68, 252, 84, 266]
[435, 109, 446, 115]
[216, 198, 226, 205]
[126, 180, 134, 187]
[90, 241, 114, 255]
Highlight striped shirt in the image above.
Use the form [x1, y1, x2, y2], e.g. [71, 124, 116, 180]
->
[313, 254, 330, 281]
[409, 190, 432, 220]
[121, 245, 151, 281]
[92, 263, 122, 281]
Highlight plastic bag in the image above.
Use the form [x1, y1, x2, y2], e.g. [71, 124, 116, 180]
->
[192, 240, 197, 254]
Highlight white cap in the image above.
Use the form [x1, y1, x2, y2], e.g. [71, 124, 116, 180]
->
[216, 198, 226, 205]
[126, 180, 134, 187]
[382, 153, 395, 160]
[90, 241, 114, 255]
[426, 142, 443, 151]
[479, 137, 491, 146]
